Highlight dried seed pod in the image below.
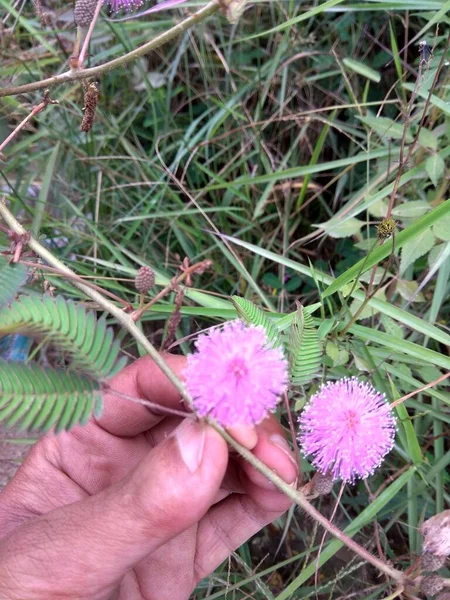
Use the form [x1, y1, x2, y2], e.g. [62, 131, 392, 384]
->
[421, 511, 450, 558]
[376, 218, 396, 240]
[162, 287, 184, 351]
[74, 0, 98, 27]
[421, 575, 445, 598]
[80, 82, 99, 132]
[135, 266, 155, 295]
[421, 551, 447, 572]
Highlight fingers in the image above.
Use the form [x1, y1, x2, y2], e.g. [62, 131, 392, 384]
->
[239, 416, 299, 491]
[193, 415, 298, 580]
[0, 420, 228, 599]
[97, 353, 187, 436]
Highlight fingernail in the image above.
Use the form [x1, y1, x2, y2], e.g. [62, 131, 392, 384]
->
[175, 419, 205, 473]
[269, 434, 299, 483]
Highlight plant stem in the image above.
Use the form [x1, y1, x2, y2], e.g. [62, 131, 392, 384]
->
[78, 0, 104, 68]
[0, 1, 220, 98]
[0, 91, 58, 156]
[0, 197, 189, 402]
[0, 197, 405, 585]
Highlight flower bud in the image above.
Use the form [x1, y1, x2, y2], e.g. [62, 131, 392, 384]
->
[420, 575, 445, 598]
[135, 266, 155, 295]
[312, 471, 334, 496]
[421, 551, 447, 572]
[74, 0, 98, 27]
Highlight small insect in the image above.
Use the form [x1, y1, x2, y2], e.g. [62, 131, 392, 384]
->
[418, 40, 433, 64]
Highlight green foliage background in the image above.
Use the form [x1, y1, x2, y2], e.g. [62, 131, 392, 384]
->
[1, 0, 450, 597]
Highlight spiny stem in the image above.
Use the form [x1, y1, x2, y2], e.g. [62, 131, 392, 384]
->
[0, 197, 404, 585]
[0, 1, 220, 98]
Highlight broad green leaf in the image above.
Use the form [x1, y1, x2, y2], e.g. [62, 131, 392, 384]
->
[417, 127, 438, 150]
[0, 256, 27, 310]
[0, 360, 102, 433]
[380, 314, 404, 339]
[391, 200, 431, 219]
[403, 83, 450, 117]
[325, 340, 340, 362]
[428, 242, 449, 269]
[318, 318, 335, 340]
[432, 214, 450, 241]
[323, 200, 450, 298]
[368, 199, 389, 218]
[231, 296, 281, 347]
[400, 229, 435, 274]
[325, 341, 348, 367]
[317, 217, 364, 239]
[358, 115, 411, 141]
[396, 280, 425, 303]
[426, 154, 445, 187]
[343, 58, 381, 82]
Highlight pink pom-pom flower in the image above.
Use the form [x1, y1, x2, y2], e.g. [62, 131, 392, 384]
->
[185, 320, 288, 427]
[298, 377, 396, 482]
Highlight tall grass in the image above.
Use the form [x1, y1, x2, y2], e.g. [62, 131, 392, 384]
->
[1, 0, 449, 597]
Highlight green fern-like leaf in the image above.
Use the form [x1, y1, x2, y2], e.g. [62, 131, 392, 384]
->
[231, 296, 281, 347]
[0, 255, 27, 309]
[0, 295, 125, 379]
[0, 360, 102, 433]
[290, 305, 322, 386]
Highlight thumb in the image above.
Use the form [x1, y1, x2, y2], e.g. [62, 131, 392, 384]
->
[0, 420, 228, 599]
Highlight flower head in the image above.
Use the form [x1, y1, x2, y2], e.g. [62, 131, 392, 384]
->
[298, 377, 396, 482]
[185, 320, 288, 427]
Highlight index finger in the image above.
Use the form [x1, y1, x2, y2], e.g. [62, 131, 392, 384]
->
[96, 353, 188, 437]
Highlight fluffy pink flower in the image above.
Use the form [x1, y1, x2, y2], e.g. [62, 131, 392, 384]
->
[185, 321, 288, 426]
[298, 377, 396, 482]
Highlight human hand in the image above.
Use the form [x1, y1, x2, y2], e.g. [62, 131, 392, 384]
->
[0, 355, 298, 600]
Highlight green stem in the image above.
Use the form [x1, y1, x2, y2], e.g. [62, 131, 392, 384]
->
[0, 1, 220, 98]
[0, 197, 404, 585]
